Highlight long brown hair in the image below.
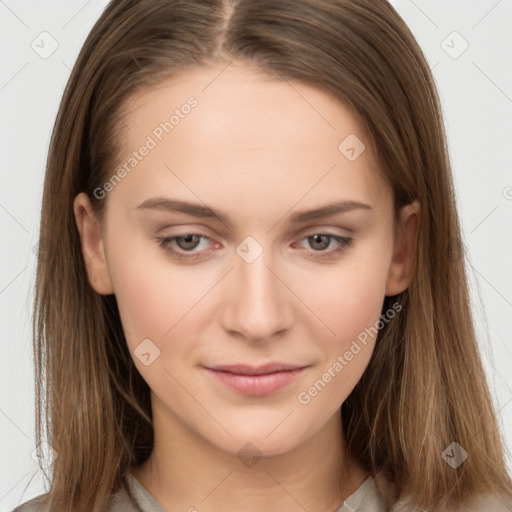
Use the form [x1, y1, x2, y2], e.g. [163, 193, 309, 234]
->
[30, 0, 512, 510]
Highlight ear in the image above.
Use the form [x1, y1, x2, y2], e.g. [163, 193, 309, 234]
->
[385, 200, 421, 296]
[73, 192, 114, 295]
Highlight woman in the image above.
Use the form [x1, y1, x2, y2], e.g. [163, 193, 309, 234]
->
[15, 0, 512, 511]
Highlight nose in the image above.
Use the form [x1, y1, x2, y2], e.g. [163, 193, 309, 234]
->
[219, 244, 294, 343]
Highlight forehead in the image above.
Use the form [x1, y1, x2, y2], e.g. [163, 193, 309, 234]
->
[120, 63, 367, 149]
[110, 63, 389, 216]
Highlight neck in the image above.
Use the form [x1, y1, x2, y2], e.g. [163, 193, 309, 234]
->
[130, 402, 369, 512]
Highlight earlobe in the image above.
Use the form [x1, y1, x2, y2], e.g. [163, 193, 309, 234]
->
[73, 192, 114, 295]
[385, 200, 421, 296]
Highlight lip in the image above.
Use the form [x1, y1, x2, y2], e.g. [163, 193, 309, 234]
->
[203, 363, 309, 396]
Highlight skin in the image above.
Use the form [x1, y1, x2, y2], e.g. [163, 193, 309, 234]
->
[74, 62, 420, 512]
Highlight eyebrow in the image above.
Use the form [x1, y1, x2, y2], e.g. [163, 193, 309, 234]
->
[136, 197, 372, 228]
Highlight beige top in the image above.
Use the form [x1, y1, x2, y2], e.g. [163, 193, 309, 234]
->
[118, 472, 387, 511]
[12, 472, 512, 511]
[12, 473, 384, 512]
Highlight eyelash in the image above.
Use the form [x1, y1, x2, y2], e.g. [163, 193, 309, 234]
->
[156, 233, 353, 261]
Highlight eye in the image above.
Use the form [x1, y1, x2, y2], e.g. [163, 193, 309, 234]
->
[157, 234, 215, 260]
[295, 233, 353, 257]
[173, 234, 202, 251]
[156, 232, 353, 262]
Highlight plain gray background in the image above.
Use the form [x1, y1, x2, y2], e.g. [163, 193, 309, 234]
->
[1, 0, 511, 509]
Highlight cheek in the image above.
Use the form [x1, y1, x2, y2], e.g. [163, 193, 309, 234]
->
[106, 236, 198, 347]
[108, 253, 210, 398]
[303, 253, 391, 345]
[293, 262, 391, 410]
[112, 265, 167, 339]
[295, 245, 394, 406]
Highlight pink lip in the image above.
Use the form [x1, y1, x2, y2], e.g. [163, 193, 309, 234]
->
[203, 363, 309, 396]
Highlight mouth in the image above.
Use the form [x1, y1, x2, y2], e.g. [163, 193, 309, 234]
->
[203, 363, 310, 396]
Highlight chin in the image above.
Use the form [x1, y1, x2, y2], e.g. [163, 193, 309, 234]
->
[200, 416, 314, 459]
[220, 434, 300, 460]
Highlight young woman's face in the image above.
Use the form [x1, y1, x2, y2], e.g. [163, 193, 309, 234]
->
[76, 63, 417, 457]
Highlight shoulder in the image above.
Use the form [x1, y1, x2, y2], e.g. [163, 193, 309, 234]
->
[369, 473, 512, 512]
[392, 492, 512, 511]
[338, 475, 389, 511]
[11, 481, 139, 512]
[107, 479, 143, 512]
[11, 494, 50, 512]
[457, 493, 512, 511]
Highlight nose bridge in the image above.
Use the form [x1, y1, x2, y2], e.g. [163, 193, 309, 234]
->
[220, 238, 292, 342]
